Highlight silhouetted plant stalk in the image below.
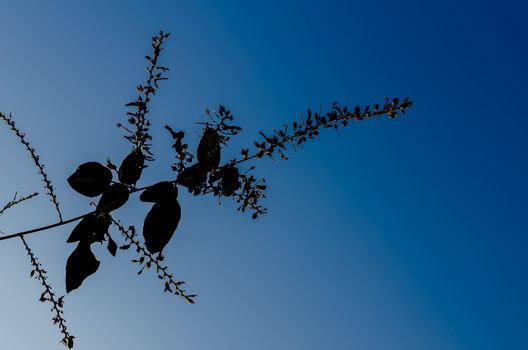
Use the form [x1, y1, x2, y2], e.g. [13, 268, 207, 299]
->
[0, 112, 72, 346]
[0, 192, 39, 215]
[0, 112, 63, 221]
[172, 98, 413, 218]
[0, 193, 74, 348]
[0, 29, 413, 349]
[111, 218, 196, 304]
[20, 237, 74, 348]
[0, 95, 412, 240]
[118, 31, 170, 157]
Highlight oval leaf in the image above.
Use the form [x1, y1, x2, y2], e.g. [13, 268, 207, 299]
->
[197, 127, 221, 169]
[65, 242, 100, 293]
[143, 197, 181, 254]
[118, 149, 145, 185]
[67, 162, 112, 197]
[221, 166, 241, 196]
[97, 183, 130, 213]
[93, 215, 111, 242]
[176, 163, 207, 195]
[107, 236, 117, 257]
[67, 215, 98, 243]
[139, 181, 177, 202]
[67, 214, 110, 243]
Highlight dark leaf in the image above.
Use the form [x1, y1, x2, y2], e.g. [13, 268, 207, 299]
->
[65, 242, 100, 293]
[67, 215, 98, 243]
[176, 163, 207, 193]
[164, 125, 184, 140]
[118, 149, 145, 185]
[67, 162, 112, 197]
[67, 214, 110, 243]
[107, 236, 117, 257]
[220, 166, 241, 196]
[197, 127, 221, 169]
[140, 181, 177, 202]
[93, 216, 111, 242]
[97, 183, 129, 213]
[143, 197, 181, 254]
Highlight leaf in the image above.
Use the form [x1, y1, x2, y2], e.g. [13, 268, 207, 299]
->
[118, 149, 145, 185]
[220, 166, 241, 196]
[140, 181, 177, 202]
[65, 242, 100, 293]
[67, 214, 110, 243]
[107, 236, 117, 257]
[164, 125, 184, 140]
[67, 162, 112, 197]
[93, 216, 111, 242]
[176, 163, 207, 194]
[143, 197, 181, 254]
[97, 183, 130, 213]
[197, 127, 221, 169]
[67, 215, 98, 243]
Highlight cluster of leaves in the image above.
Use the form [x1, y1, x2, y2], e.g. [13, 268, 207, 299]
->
[63, 32, 190, 303]
[0, 30, 413, 348]
[59, 31, 414, 302]
[167, 98, 413, 219]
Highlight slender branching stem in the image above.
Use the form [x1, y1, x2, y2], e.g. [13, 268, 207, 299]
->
[0, 192, 39, 215]
[0, 193, 74, 348]
[111, 218, 196, 304]
[0, 112, 63, 221]
[0, 98, 411, 242]
[20, 236, 74, 348]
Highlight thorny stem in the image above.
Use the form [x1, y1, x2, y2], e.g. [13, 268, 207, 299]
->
[111, 218, 196, 304]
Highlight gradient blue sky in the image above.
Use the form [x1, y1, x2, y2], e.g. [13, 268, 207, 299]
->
[0, 1, 526, 349]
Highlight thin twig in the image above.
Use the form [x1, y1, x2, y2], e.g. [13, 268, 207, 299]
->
[0, 112, 63, 221]
[0, 192, 38, 215]
[111, 218, 196, 304]
[20, 236, 74, 348]
[0, 193, 74, 348]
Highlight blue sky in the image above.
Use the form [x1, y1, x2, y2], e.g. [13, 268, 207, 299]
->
[0, 0, 526, 349]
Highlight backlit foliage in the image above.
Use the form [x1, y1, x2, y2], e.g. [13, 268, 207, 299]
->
[0, 31, 412, 347]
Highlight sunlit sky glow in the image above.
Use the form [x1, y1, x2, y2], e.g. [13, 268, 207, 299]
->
[0, 1, 526, 349]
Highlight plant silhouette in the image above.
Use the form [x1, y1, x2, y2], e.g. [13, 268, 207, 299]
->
[0, 31, 412, 348]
